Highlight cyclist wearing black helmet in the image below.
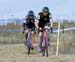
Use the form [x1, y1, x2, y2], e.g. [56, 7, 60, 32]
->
[23, 10, 36, 49]
[35, 7, 53, 52]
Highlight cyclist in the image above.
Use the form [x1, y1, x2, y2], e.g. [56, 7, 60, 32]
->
[35, 7, 53, 52]
[23, 10, 36, 49]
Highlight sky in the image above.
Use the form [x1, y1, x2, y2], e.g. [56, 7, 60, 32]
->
[0, 0, 75, 21]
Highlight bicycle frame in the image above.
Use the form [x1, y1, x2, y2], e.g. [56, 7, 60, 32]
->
[41, 26, 50, 57]
[26, 29, 32, 48]
[25, 29, 32, 55]
[42, 28, 49, 48]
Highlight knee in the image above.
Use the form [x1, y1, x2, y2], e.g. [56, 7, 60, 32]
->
[31, 32, 34, 37]
[39, 32, 42, 37]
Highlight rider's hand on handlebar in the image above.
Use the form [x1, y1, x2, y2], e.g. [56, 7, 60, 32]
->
[44, 26, 50, 30]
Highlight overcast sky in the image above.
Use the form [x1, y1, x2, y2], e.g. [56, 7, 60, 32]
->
[0, 0, 75, 21]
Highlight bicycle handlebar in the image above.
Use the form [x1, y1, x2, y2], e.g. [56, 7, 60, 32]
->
[38, 26, 53, 33]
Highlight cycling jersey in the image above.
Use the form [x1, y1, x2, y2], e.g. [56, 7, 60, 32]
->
[37, 12, 52, 28]
[23, 15, 36, 30]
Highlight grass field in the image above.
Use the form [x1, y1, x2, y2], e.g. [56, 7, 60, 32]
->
[0, 31, 75, 62]
[0, 44, 75, 62]
[0, 22, 75, 62]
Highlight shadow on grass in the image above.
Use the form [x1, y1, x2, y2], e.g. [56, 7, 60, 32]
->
[23, 49, 38, 55]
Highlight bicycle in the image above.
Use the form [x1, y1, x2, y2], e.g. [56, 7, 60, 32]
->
[40, 26, 51, 57]
[25, 29, 32, 55]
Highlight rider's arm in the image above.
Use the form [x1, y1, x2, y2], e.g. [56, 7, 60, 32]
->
[35, 15, 40, 29]
[49, 14, 53, 28]
[22, 18, 27, 34]
[23, 18, 27, 28]
[49, 13, 53, 33]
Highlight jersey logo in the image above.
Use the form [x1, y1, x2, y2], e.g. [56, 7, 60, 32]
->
[44, 18, 48, 21]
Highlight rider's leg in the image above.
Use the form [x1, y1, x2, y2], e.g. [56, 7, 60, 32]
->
[25, 29, 28, 45]
[45, 29, 50, 46]
[38, 31, 43, 51]
[31, 31, 35, 49]
[47, 30, 50, 46]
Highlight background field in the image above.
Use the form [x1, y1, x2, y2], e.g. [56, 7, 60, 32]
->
[0, 21, 75, 62]
[0, 44, 75, 62]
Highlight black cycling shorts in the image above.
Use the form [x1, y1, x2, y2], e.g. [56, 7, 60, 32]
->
[26, 23, 35, 31]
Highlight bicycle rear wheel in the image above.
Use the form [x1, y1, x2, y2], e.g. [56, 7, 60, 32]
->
[28, 47, 30, 55]
[42, 47, 45, 56]
[42, 36, 49, 57]
[42, 38, 46, 56]
[45, 38, 49, 57]
[46, 46, 48, 57]
[27, 36, 32, 55]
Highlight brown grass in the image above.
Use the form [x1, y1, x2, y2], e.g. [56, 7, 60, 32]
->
[0, 44, 75, 62]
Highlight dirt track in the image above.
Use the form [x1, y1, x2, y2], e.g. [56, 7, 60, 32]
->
[0, 44, 75, 62]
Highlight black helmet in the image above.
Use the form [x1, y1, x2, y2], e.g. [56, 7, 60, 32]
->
[28, 10, 34, 16]
[42, 7, 49, 13]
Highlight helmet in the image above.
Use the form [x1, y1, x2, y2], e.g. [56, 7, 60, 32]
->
[42, 7, 49, 13]
[28, 10, 34, 16]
